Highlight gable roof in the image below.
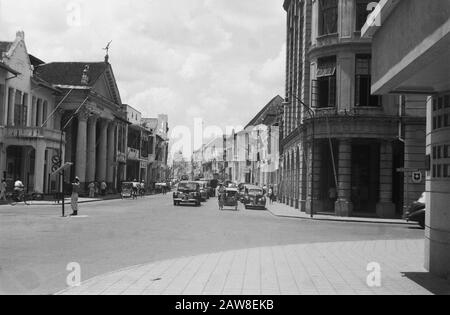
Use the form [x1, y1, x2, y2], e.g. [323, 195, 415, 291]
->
[0, 41, 12, 55]
[246, 95, 284, 129]
[35, 62, 108, 87]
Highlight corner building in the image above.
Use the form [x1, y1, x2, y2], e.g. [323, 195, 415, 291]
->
[281, 0, 426, 218]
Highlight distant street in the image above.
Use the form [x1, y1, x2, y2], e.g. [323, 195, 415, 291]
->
[0, 194, 425, 295]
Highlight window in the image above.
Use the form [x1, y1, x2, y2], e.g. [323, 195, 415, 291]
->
[0, 84, 5, 125]
[319, 0, 338, 36]
[356, 0, 379, 31]
[315, 57, 337, 108]
[355, 55, 381, 107]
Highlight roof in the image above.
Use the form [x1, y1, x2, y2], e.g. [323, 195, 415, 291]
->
[245, 95, 284, 129]
[29, 54, 45, 67]
[0, 41, 12, 55]
[35, 62, 108, 87]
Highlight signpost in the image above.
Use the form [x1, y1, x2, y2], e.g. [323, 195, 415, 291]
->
[51, 162, 73, 217]
[397, 168, 425, 216]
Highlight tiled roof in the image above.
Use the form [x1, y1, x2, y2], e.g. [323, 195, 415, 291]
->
[35, 62, 108, 87]
[0, 41, 12, 55]
[246, 95, 284, 128]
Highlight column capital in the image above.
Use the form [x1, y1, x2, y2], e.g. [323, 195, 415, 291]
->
[77, 109, 90, 122]
[88, 114, 99, 124]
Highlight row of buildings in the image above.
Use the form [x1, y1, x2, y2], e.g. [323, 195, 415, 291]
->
[189, 95, 283, 189]
[278, 0, 449, 280]
[0, 31, 169, 196]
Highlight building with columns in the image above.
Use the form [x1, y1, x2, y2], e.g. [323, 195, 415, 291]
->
[280, 0, 426, 218]
[0, 31, 64, 195]
[361, 0, 450, 279]
[35, 57, 128, 193]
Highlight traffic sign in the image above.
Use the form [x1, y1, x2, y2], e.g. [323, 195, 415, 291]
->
[412, 171, 423, 184]
[51, 162, 73, 177]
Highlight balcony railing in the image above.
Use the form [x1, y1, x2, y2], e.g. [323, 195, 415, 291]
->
[127, 147, 140, 160]
[3, 126, 63, 142]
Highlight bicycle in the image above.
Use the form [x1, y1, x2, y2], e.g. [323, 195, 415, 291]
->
[9, 189, 30, 206]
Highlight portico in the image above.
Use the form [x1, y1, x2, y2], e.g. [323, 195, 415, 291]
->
[35, 60, 128, 194]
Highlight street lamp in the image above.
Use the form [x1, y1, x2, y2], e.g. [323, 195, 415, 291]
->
[282, 94, 316, 218]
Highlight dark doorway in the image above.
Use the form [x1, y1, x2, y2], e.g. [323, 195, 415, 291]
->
[351, 142, 380, 213]
[319, 139, 339, 213]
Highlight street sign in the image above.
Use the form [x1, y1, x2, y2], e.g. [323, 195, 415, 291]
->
[51, 162, 73, 177]
[412, 171, 423, 184]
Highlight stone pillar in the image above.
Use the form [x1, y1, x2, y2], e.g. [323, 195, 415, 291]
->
[306, 140, 322, 214]
[376, 141, 396, 218]
[34, 143, 46, 194]
[106, 121, 117, 189]
[96, 119, 109, 182]
[335, 139, 353, 217]
[8, 89, 16, 126]
[75, 113, 88, 188]
[86, 115, 98, 184]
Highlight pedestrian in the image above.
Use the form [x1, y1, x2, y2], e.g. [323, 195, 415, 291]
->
[268, 186, 274, 205]
[101, 181, 107, 196]
[328, 186, 338, 211]
[95, 181, 99, 197]
[0, 179, 7, 201]
[88, 182, 95, 198]
[140, 181, 146, 198]
[132, 180, 139, 199]
[71, 177, 80, 216]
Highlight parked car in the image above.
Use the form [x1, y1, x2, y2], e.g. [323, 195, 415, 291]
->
[173, 181, 202, 207]
[196, 181, 210, 202]
[405, 192, 426, 229]
[242, 185, 267, 210]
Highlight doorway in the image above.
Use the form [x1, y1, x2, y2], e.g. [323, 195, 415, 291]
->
[351, 142, 380, 214]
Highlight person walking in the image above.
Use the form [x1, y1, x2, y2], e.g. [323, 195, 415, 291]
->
[71, 177, 80, 216]
[268, 186, 274, 205]
[0, 179, 7, 201]
[100, 181, 107, 196]
[88, 182, 95, 198]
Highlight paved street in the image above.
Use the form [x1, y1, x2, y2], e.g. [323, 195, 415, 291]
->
[0, 194, 441, 295]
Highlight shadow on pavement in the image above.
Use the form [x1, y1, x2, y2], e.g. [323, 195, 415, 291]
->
[403, 272, 450, 295]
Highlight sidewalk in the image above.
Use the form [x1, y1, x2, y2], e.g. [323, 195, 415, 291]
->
[58, 239, 450, 295]
[267, 202, 410, 225]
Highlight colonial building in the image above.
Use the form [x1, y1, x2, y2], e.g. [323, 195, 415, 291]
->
[280, 0, 425, 218]
[35, 54, 128, 193]
[0, 31, 63, 195]
[362, 0, 450, 279]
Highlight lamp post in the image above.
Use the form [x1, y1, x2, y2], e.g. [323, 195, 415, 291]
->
[283, 95, 316, 218]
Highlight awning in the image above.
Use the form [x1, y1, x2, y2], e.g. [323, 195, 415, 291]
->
[317, 66, 336, 78]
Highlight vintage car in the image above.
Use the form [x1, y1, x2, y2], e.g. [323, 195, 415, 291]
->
[196, 181, 210, 202]
[120, 182, 134, 199]
[242, 185, 267, 210]
[173, 181, 202, 206]
[218, 188, 239, 211]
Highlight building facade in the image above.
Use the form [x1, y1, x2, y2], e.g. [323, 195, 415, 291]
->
[362, 0, 450, 278]
[280, 0, 424, 218]
[35, 56, 128, 193]
[0, 31, 63, 195]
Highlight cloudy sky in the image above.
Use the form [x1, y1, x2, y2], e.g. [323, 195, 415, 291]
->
[0, 0, 286, 154]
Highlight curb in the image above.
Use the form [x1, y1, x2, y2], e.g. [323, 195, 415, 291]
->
[267, 208, 413, 226]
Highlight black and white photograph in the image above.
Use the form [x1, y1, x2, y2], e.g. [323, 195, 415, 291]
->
[0, 0, 450, 301]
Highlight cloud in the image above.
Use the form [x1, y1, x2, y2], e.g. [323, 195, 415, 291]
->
[0, 0, 286, 154]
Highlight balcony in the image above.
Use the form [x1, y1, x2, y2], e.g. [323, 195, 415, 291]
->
[3, 126, 63, 143]
[127, 147, 140, 161]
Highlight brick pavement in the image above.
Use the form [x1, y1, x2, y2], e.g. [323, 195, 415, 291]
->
[58, 239, 450, 295]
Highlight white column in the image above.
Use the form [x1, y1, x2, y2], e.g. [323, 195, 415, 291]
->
[75, 112, 88, 186]
[86, 115, 98, 183]
[106, 121, 116, 186]
[96, 119, 109, 182]
[34, 144, 46, 194]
